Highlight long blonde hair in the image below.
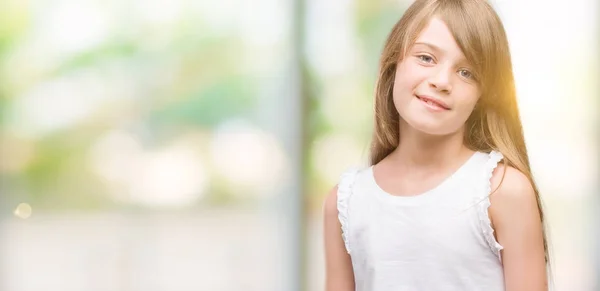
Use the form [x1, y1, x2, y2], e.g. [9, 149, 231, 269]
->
[370, 0, 549, 264]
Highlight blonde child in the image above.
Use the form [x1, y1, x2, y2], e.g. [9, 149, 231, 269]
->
[323, 0, 548, 290]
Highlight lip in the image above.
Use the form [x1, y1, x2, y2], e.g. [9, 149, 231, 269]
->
[416, 95, 450, 110]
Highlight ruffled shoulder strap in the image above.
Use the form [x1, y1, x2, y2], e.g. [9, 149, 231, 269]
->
[337, 168, 360, 254]
[477, 150, 505, 261]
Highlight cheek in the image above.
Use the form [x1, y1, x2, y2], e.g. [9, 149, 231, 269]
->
[465, 87, 481, 108]
[392, 62, 423, 100]
[455, 90, 480, 118]
[462, 94, 479, 110]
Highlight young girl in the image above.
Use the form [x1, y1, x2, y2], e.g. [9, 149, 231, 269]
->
[323, 0, 549, 290]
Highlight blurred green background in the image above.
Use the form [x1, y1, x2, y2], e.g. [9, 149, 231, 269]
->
[0, 0, 598, 290]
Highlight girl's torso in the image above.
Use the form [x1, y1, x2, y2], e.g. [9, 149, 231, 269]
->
[337, 150, 505, 291]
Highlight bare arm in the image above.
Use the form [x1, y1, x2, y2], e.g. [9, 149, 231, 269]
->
[323, 186, 355, 291]
[489, 165, 548, 291]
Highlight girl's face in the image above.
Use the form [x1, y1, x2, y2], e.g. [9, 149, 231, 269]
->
[392, 17, 481, 136]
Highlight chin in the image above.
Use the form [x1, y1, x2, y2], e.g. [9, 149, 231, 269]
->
[403, 116, 457, 136]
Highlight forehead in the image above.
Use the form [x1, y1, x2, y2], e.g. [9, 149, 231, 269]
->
[411, 17, 467, 61]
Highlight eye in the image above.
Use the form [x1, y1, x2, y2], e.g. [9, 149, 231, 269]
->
[417, 55, 434, 63]
[458, 69, 473, 79]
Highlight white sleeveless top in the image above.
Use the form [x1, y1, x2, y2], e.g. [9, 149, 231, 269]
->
[337, 151, 505, 291]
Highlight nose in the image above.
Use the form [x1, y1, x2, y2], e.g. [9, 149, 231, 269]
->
[428, 66, 452, 93]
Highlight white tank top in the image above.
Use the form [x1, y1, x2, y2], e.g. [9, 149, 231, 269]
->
[337, 150, 505, 291]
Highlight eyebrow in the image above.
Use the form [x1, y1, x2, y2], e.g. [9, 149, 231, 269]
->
[412, 42, 445, 54]
[412, 41, 471, 65]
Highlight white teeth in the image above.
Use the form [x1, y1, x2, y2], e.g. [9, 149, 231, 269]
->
[423, 99, 444, 109]
[426, 100, 439, 108]
[418, 96, 445, 109]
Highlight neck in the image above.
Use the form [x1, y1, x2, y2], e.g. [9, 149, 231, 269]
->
[387, 120, 472, 169]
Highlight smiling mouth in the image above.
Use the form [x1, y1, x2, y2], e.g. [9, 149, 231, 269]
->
[416, 95, 450, 111]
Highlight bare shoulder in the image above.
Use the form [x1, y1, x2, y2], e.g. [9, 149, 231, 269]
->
[490, 163, 536, 201]
[488, 163, 541, 229]
[322, 184, 355, 289]
[323, 185, 340, 220]
[488, 163, 547, 288]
